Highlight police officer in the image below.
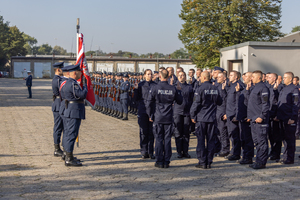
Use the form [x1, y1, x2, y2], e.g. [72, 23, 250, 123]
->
[167, 67, 178, 86]
[276, 72, 299, 164]
[187, 69, 196, 88]
[236, 72, 254, 164]
[245, 70, 270, 169]
[153, 71, 159, 83]
[52, 62, 64, 157]
[174, 71, 194, 158]
[25, 71, 32, 98]
[120, 73, 131, 120]
[190, 71, 222, 169]
[134, 69, 156, 159]
[61, 64, 87, 166]
[215, 71, 230, 157]
[225, 70, 243, 161]
[146, 69, 183, 168]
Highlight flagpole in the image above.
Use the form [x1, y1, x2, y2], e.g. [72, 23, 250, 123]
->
[76, 18, 80, 59]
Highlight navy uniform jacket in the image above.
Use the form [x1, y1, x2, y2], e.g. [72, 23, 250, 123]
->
[63, 78, 87, 119]
[268, 83, 279, 118]
[216, 83, 227, 119]
[193, 79, 201, 92]
[146, 81, 183, 124]
[26, 75, 32, 86]
[134, 80, 156, 116]
[59, 77, 69, 116]
[173, 82, 194, 116]
[120, 80, 130, 100]
[226, 81, 243, 119]
[188, 77, 196, 88]
[277, 83, 299, 123]
[168, 75, 178, 86]
[52, 75, 62, 112]
[190, 81, 223, 122]
[236, 85, 253, 121]
[245, 81, 270, 122]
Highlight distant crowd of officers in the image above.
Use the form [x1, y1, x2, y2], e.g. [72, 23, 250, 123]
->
[51, 61, 300, 169]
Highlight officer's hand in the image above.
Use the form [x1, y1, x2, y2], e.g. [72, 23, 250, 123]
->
[212, 82, 215, 85]
[232, 117, 238, 122]
[273, 117, 279, 121]
[246, 118, 251, 122]
[288, 119, 295, 124]
[134, 83, 138, 89]
[222, 81, 227, 90]
[273, 82, 278, 90]
[246, 82, 251, 90]
[176, 82, 182, 90]
[191, 119, 196, 123]
[235, 82, 240, 92]
[255, 117, 263, 123]
[149, 118, 153, 122]
[170, 76, 174, 85]
[222, 114, 227, 120]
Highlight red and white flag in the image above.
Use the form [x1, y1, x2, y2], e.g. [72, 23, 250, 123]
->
[76, 33, 95, 107]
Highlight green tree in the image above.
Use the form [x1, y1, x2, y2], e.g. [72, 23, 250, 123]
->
[23, 33, 37, 55]
[179, 0, 283, 68]
[0, 16, 10, 67]
[5, 26, 27, 57]
[37, 44, 53, 55]
[171, 48, 189, 59]
[53, 45, 67, 55]
[291, 26, 300, 33]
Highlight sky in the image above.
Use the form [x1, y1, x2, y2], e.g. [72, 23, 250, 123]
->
[0, 0, 299, 55]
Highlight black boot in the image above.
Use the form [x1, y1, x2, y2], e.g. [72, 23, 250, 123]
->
[122, 113, 128, 120]
[65, 152, 82, 167]
[118, 112, 124, 119]
[54, 144, 63, 157]
[114, 111, 119, 118]
[62, 151, 81, 162]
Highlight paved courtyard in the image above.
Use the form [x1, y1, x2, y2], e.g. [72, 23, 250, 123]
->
[0, 78, 299, 200]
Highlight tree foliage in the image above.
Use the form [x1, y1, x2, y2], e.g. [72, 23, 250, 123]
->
[179, 0, 284, 68]
[23, 33, 37, 54]
[53, 45, 67, 55]
[291, 26, 300, 33]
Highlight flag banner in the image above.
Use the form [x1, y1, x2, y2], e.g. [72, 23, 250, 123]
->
[76, 33, 95, 107]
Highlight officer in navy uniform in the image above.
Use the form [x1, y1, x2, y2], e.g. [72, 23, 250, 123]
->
[52, 62, 64, 157]
[61, 64, 87, 166]
[25, 71, 33, 98]
[146, 69, 183, 168]
[120, 73, 131, 120]
[245, 70, 270, 169]
[225, 70, 243, 161]
[153, 71, 159, 83]
[276, 72, 299, 164]
[174, 71, 194, 158]
[134, 69, 156, 159]
[190, 71, 223, 169]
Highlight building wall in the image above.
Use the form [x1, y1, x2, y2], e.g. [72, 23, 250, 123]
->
[248, 46, 300, 77]
[220, 46, 249, 72]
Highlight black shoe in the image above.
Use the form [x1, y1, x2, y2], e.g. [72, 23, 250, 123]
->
[155, 162, 164, 168]
[164, 163, 170, 168]
[249, 162, 266, 169]
[269, 155, 280, 160]
[227, 155, 240, 161]
[149, 154, 155, 159]
[195, 164, 207, 169]
[122, 114, 128, 120]
[62, 152, 81, 162]
[65, 152, 82, 167]
[280, 160, 294, 164]
[182, 153, 191, 158]
[207, 164, 211, 169]
[142, 154, 149, 159]
[27, 97, 32, 99]
[237, 158, 253, 165]
[54, 144, 63, 157]
[177, 153, 183, 158]
[224, 154, 233, 159]
[218, 152, 230, 157]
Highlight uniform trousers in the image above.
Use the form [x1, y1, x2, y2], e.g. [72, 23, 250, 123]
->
[295, 111, 300, 137]
[251, 122, 269, 165]
[268, 119, 282, 158]
[61, 115, 68, 149]
[64, 118, 81, 153]
[138, 113, 154, 156]
[227, 116, 241, 156]
[121, 99, 128, 114]
[153, 123, 173, 165]
[195, 122, 216, 165]
[280, 121, 296, 162]
[53, 111, 64, 145]
[239, 121, 254, 159]
[174, 114, 190, 154]
[27, 86, 32, 98]
[217, 117, 230, 154]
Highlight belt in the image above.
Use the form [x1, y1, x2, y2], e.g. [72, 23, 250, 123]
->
[69, 100, 84, 104]
[55, 96, 60, 99]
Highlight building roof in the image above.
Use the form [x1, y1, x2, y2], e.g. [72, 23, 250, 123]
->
[220, 41, 300, 52]
[276, 31, 300, 43]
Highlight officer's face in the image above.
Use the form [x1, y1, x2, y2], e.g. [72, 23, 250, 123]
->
[229, 72, 237, 82]
[196, 71, 201, 78]
[293, 78, 299, 85]
[167, 68, 174, 76]
[213, 70, 220, 79]
[244, 73, 252, 84]
[75, 70, 82, 80]
[268, 74, 276, 85]
[283, 74, 292, 85]
[188, 70, 194, 77]
[251, 73, 261, 84]
[217, 73, 225, 83]
[176, 69, 182, 76]
[145, 71, 152, 81]
[178, 72, 186, 83]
